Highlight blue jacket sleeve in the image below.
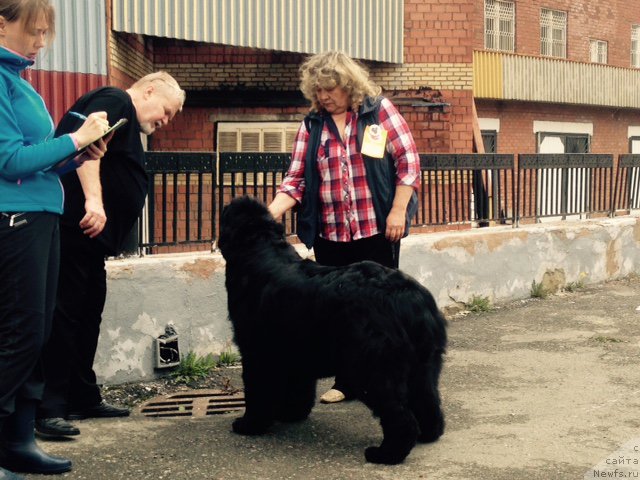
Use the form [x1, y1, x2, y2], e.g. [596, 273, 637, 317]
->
[0, 75, 77, 181]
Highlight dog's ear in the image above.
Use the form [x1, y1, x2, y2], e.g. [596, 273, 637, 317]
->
[219, 196, 285, 255]
[221, 196, 271, 226]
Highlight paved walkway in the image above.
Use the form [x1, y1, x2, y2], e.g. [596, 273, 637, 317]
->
[24, 276, 640, 480]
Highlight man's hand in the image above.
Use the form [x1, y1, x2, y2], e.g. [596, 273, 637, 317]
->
[79, 198, 107, 238]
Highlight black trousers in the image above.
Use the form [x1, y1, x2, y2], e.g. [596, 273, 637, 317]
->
[0, 213, 59, 422]
[38, 225, 107, 418]
[313, 233, 400, 269]
[313, 233, 400, 396]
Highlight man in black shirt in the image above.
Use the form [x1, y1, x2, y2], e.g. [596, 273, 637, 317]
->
[35, 72, 185, 438]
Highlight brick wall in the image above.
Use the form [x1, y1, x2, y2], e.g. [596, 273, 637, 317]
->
[145, 0, 478, 154]
[475, 0, 640, 68]
[476, 100, 637, 154]
[110, 33, 153, 88]
[404, 0, 475, 63]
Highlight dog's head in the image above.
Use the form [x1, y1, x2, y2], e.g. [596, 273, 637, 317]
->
[218, 195, 286, 259]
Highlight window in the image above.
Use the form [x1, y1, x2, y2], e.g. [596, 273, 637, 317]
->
[589, 39, 608, 64]
[538, 133, 589, 154]
[484, 0, 515, 52]
[540, 9, 567, 58]
[633, 26, 640, 68]
[481, 131, 497, 153]
[217, 122, 299, 185]
[217, 122, 298, 153]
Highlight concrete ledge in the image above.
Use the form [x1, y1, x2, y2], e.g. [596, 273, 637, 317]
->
[96, 216, 640, 384]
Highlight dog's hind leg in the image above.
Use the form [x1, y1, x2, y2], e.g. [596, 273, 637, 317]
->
[275, 376, 316, 423]
[364, 402, 419, 465]
[410, 358, 445, 443]
[362, 379, 419, 465]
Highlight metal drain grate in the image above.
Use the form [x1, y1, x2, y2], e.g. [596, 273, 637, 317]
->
[139, 389, 245, 418]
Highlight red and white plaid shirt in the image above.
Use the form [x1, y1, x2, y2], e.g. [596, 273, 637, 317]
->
[279, 97, 420, 243]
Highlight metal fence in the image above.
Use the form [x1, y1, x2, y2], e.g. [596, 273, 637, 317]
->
[139, 152, 640, 254]
[613, 154, 640, 212]
[517, 154, 614, 224]
[142, 152, 215, 254]
[418, 154, 515, 226]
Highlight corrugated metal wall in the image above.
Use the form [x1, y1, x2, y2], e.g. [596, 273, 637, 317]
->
[29, 0, 109, 123]
[474, 50, 640, 109]
[112, 0, 404, 64]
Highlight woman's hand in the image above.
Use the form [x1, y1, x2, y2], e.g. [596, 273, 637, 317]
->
[385, 206, 406, 243]
[71, 112, 110, 149]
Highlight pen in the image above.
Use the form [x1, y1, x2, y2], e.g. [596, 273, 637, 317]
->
[68, 111, 88, 121]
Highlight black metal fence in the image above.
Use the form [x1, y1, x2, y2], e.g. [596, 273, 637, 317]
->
[139, 152, 640, 254]
[517, 154, 614, 224]
[418, 154, 515, 226]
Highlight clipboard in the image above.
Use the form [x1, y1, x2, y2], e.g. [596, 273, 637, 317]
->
[53, 118, 129, 175]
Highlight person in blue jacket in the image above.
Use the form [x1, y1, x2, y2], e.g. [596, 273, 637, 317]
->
[0, 0, 109, 477]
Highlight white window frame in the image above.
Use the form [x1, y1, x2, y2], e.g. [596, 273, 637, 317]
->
[217, 122, 299, 153]
[217, 122, 299, 186]
[589, 39, 608, 64]
[484, 0, 515, 53]
[540, 8, 567, 58]
[632, 26, 640, 68]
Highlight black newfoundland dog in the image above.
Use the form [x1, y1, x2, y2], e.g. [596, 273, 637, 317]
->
[218, 196, 447, 465]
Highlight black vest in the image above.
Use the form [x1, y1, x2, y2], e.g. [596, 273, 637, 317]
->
[296, 96, 418, 249]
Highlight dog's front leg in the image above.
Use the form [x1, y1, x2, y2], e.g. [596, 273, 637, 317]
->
[232, 354, 274, 435]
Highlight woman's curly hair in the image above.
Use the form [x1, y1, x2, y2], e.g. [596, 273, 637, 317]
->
[299, 51, 381, 112]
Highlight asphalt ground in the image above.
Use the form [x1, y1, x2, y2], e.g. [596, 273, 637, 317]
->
[21, 275, 640, 480]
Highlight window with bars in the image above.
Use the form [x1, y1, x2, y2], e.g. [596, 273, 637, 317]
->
[632, 26, 640, 68]
[540, 9, 567, 58]
[484, 0, 515, 52]
[481, 131, 497, 153]
[217, 122, 299, 185]
[217, 123, 299, 153]
[589, 39, 608, 64]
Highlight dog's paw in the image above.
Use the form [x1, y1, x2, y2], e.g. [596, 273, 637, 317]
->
[232, 417, 269, 436]
[364, 446, 407, 465]
[418, 416, 445, 443]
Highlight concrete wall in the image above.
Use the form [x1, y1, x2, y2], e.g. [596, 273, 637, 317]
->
[97, 216, 640, 385]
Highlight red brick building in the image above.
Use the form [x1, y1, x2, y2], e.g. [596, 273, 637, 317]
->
[473, 0, 640, 156]
[27, 1, 640, 252]
[100, 0, 640, 158]
[33, 1, 640, 158]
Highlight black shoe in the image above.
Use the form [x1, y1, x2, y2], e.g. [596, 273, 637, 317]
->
[0, 442, 71, 474]
[35, 418, 80, 438]
[67, 401, 130, 420]
[0, 466, 23, 480]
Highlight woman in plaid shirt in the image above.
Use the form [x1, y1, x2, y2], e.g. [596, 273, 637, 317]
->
[268, 50, 420, 404]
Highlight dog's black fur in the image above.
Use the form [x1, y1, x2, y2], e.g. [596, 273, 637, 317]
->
[218, 196, 447, 465]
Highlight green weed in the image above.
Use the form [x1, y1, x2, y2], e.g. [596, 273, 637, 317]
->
[530, 280, 547, 299]
[171, 351, 217, 384]
[564, 273, 588, 292]
[466, 295, 492, 312]
[217, 349, 240, 367]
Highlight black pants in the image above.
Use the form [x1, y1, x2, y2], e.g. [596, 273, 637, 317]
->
[38, 226, 107, 418]
[313, 233, 400, 269]
[313, 233, 400, 396]
[0, 213, 59, 422]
